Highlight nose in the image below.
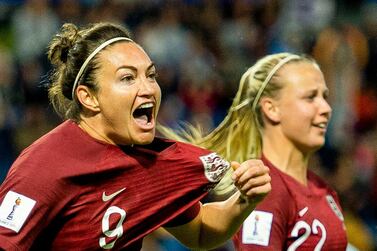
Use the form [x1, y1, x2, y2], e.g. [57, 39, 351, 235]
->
[320, 98, 332, 118]
[138, 77, 157, 97]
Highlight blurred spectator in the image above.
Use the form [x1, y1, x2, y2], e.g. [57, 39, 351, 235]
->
[13, 104, 56, 154]
[218, 0, 260, 83]
[84, 0, 128, 24]
[354, 1, 377, 134]
[313, 23, 368, 150]
[0, 48, 18, 183]
[54, 0, 82, 24]
[328, 150, 375, 251]
[138, 3, 191, 69]
[272, 0, 336, 53]
[11, 0, 59, 63]
[362, 1, 377, 89]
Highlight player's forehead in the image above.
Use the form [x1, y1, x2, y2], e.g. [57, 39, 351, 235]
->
[97, 42, 153, 70]
[277, 61, 325, 90]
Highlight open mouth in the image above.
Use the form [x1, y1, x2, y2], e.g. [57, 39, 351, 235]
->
[313, 122, 328, 133]
[133, 102, 154, 127]
[314, 122, 327, 129]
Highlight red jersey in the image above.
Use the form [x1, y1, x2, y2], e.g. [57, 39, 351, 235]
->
[0, 120, 230, 250]
[233, 157, 347, 251]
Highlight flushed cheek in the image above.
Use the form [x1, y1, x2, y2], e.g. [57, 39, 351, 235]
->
[155, 90, 162, 114]
[108, 106, 133, 133]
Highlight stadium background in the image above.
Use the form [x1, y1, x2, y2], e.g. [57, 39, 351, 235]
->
[0, 0, 376, 250]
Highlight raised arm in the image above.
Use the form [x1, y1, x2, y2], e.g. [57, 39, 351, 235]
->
[164, 159, 271, 250]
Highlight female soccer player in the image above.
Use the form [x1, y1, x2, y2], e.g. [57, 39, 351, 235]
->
[0, 22, 271, 250]
[160, 53, 348, 250]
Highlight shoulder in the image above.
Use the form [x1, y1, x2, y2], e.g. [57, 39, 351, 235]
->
[255, 164, 295, 214]
[307, 170, 335, 192]
[267, 165, 292, 195]
[307, 170, 342, 205]
[8, 120, 111, 181]
[20, 120, 79, 156]
[154, 137, 214, 158]
[167, 138, 212, 154]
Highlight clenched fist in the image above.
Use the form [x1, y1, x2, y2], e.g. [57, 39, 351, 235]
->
[231, 159, 271, 206]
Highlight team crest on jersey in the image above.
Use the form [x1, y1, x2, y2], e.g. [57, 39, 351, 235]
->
[199, 153, 230, 182]
[326, 195, 344, 221]
[0, 190, 36, 232]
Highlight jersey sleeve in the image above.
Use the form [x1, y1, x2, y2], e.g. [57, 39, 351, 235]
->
[177, 141, 230, 186]
[0, 160, 71, 250]
[149, 140, 230, 228]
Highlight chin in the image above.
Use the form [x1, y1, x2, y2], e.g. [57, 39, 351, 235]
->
[134, 132, 155, 145]
[311, 141, 325, 152]
[301, 139, 325, 153]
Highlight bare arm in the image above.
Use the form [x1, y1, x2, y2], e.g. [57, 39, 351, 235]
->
[164, 159, 271, 249]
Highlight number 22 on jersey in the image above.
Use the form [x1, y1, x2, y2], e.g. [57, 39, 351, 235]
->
[288, 219, 326, 251]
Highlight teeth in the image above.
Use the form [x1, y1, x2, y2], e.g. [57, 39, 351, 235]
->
[139, 103, 153, 109]
[317, 123, 326, 128]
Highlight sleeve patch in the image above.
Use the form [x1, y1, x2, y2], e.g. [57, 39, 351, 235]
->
[0, 190, 36, 233]
[242, 210, 273, 246]
[199, 152, 230, 182]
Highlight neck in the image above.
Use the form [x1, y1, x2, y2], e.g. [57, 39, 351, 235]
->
[78, 118, 115, 145]
[262, 130, 311, 185]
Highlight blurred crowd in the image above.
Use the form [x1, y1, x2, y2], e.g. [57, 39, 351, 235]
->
[0, 0, 376, 250]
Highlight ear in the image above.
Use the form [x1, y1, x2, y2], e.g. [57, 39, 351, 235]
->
[259, 97, 280, 123]
[76, 85, 100, 112]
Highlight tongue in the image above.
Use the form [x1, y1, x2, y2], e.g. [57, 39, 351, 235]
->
[135, 115, 149, 125]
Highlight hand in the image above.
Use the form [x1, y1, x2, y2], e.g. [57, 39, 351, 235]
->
[231, 159, 271, 205]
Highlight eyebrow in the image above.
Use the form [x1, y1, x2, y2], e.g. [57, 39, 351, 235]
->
[307, 87, 330, 96]
[116, 62, 156, 73]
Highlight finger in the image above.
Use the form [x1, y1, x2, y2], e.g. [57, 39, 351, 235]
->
[232, 159, 263, 178]
[231, 161, 241, 180]
[231, 161, 250, 202]
[236, 164, 269, 185]
[237, 181, 271, 205]
[231, 161, 240, 171]
[236, 174, 271, 193]
[245, 182, 271, 198]
[237, 159, 265, 174]
[244, 186, 271, 207]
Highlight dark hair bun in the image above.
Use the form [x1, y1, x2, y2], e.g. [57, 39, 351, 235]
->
[48, 23, 80, 66]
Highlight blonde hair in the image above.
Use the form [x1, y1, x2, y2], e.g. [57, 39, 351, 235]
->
[159, 52, 317, 195]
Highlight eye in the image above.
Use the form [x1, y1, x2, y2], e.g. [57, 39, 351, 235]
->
[121, 74, 135, 83]
[147, 71, 158, 80]
[323, 91, 329, 100]
[306, 93, 316, 101]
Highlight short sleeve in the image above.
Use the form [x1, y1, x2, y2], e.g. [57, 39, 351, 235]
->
[0, 170, 68, 250]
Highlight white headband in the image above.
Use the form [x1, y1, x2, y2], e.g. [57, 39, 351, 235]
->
[251, 55, 300, 112]
[71, 37, 133, 99]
